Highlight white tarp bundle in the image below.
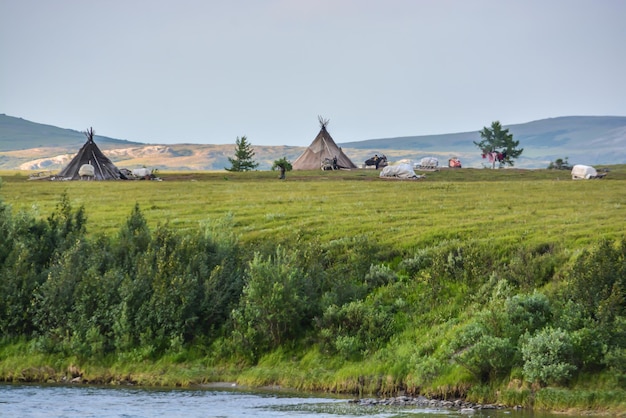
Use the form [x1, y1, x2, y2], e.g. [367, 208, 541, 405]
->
[419, 157, 438, 167]
[571, 164, 598, 180]
[379, 163, 422, 179]
[78, 164, 95, 177]
[132, 168, 153, 178]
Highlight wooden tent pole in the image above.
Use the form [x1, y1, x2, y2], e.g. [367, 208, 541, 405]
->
[91, 150, 105, 178]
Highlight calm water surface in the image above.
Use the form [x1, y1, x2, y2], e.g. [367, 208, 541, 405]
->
[0, 384, 561, 418]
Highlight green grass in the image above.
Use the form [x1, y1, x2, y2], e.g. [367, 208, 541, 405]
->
[534, 387, 626, 414]
[3, 167, 626, 250]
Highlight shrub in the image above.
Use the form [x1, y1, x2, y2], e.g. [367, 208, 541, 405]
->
[521, 327, 576, 386]
[230, 246, 309, 361]
[364, 264, 397, 289]
[315, 235, 380, 307]
[32, 239, 90, 341]
[411, 355, 443, 385]
[504, 244, 562, 290]
[504, 292, 552, 343]
[316, 297, 397, 360]
[452, 319, 516, 382]
[398, 248, 433, 276]
[1, 194, 88, 338]
[428, 240, 498, 286]
[113, 203, 151, 273]
[0, 241, 40, 336]
[564, 239, 625, 320]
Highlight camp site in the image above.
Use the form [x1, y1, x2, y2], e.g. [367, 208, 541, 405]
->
[1, 118, 626, 416]
[28, 127, 160, 181]
[2, 0, 625, 411]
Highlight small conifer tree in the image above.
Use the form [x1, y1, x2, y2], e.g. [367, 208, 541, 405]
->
[226, 136, 259, 172]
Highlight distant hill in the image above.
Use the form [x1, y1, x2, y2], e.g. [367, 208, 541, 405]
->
[1, 114, 625, 170]
[0, 114, 141, 151]
[342, 116, 626, 168]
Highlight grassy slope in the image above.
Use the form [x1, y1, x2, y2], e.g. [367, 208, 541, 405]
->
[1, 167, 625, 413]
[3, 166, 625, 248]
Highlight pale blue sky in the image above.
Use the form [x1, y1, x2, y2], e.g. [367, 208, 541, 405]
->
[1, 0, 625, 146]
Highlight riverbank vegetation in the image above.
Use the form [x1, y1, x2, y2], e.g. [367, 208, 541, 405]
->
[0, 168, 624, 414]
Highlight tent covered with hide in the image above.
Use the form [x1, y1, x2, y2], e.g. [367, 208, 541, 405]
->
[57, 127, 125, 180]
[292, 117, 357, 170]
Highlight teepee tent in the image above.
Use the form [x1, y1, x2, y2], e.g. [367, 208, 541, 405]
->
[292, 117, 357, 170]
[57, 127, 125, 180]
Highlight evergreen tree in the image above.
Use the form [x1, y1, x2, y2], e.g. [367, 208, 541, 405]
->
[226, 136, 259, 172]
[474, 121, 523, 169]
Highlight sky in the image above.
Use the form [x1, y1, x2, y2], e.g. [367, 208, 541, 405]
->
[1, 0, 625, 146]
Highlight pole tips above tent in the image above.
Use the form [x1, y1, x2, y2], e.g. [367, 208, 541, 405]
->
[318, 115, 329, 129]
[84, 127, 95, 143]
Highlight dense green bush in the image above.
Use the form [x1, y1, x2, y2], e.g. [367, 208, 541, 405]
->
[0, 196, 250, 358]
[111, 215, 245, 354]
[33, 239, 98, 352]
[451, 312, 515, 382]
[317, 298, 397, 360]
[364, 263, 398, 290]
[316, 235, 383, 306]
[450, 291, 553, 382]
[0, 192, 88, 337]
[555, 239, 626, 376]
[563, 239, 625, 320]
[503, 243, 562, 290]
[230, 246, 311, 361]
[521, 327, 576, 386]
[317, 275, 408, 361]
[504, 292, 552, 342]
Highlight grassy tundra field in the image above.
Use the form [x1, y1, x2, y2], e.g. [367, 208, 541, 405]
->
[1, 166, 626, 414]
[2, 166, 626, 248]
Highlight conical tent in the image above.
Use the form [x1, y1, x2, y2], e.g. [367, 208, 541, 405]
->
[292, 117, 357, 170]
[57, 128, 125, 180]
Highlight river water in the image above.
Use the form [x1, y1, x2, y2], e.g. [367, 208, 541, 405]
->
[0, 383, 560, 418]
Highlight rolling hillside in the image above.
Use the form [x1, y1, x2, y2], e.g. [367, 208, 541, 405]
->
[0, 114, 141, 151]
[1, 114, 625, 171]
[342, 116, 626, 168]
[0, 114, 306, 171]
